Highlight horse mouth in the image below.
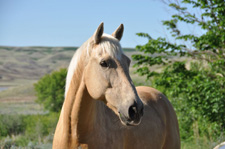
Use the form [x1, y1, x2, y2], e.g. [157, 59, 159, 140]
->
[119, 112, 142, 126]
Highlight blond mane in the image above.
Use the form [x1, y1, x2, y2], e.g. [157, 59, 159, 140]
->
[65, 33, 123, 96]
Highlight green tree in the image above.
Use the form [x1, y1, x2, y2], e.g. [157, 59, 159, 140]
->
[132, 0, 225, 142]
[133, 0, 225, 78]
[34, 68, 67, 112]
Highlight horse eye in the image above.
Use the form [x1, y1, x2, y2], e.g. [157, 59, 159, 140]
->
[100, 60, 108, 67]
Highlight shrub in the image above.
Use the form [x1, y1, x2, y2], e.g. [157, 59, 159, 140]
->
[0, 115, 25, 137]
[34, 68, 67, 112]
[152, 61, 225, 141]
[14, 135, 29, 147]
[0, 113, 59, 147]
[24, 113, 59, 141]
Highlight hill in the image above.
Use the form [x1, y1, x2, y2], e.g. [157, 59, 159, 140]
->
[0, 46, 78, 86]
[0, 46, 136, 86]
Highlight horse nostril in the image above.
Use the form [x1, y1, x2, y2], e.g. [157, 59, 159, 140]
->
[128, 105, 138, 120]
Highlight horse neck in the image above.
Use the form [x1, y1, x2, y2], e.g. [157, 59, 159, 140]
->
[70, 76, 97, 145]
[55, 72, 96, 148]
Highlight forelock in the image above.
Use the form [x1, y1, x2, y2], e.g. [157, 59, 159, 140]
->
[93, 33, 123, 60]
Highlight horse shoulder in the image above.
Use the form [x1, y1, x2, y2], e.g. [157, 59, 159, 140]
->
[136, 86, 175, 115]
[136, 86, 165, 104]
[136, 86, 181, 149]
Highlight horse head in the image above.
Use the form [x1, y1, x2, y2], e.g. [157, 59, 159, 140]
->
[84, 23, 144, 126]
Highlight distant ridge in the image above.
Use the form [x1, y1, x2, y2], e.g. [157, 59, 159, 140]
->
[0, 46, 135, 86]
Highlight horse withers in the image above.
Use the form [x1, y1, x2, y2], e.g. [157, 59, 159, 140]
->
[53, 23, 180, 149]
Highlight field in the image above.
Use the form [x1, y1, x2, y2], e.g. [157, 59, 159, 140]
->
[0, 46, 76, 112]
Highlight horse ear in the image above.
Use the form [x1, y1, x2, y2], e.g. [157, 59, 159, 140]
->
[93, 22, 104, 44]
[112, 24, 124, 41]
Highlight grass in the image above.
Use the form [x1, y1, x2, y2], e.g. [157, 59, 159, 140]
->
[0, 81, 36, 98]
[0, 46, 75, 86]
[123, 48, 136, 52]
[0, 81, 45, 115]
[63, 47, 78, 51]
[181, 136, 225, 149]
[0, 113, 59, 148]
[0, 102, 44, 115]
[130, 68, 152, 86]
[181, 141, 210, 149]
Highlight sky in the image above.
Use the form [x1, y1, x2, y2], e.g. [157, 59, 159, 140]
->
[0, 0, 194, 48]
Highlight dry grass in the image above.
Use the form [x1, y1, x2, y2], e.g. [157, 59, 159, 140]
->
[0, 46, 76, 86]
[0, 81, 44, 115]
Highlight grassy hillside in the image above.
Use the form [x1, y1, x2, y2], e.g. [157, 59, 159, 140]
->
[0, 46, 78, 86]
[0, 46, 77, 115]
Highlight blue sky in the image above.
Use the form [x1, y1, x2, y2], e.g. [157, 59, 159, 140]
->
[1, 0, 184, 48]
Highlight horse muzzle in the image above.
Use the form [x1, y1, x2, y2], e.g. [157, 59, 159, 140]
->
[118, 102, 144, 126]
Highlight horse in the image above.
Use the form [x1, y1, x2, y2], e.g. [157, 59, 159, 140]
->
[53, 23, 180, 149]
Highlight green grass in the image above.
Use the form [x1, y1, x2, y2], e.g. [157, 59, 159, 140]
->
[0, 113, 59, 148]
[0, 81, 36, 98]
[131, 72, 152, 86]
[63, 47, 78, 51]
[123, 48, 136, 52]
[181, 136, 224, 149]
[0, 102, 44, 115]
[0, 46, 14, 51]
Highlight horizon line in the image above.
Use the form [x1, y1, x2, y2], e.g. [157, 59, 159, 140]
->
[0, 45, 136, 49]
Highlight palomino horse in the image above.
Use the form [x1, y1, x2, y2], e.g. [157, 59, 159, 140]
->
[53, 23, 180, 149]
